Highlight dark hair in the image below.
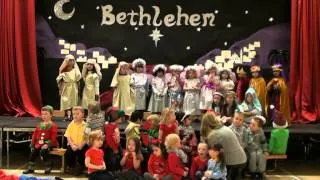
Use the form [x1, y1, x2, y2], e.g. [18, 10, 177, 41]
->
[134, 63, 145, 71]
[127, 137, 142, 155]
[153, 68, 165, 77]
[219, 70, 232, 80]
[130, 110, 143, 123]
[152, 142, 168, 159]
[221, 96, 238, 117]
[105, 107, 125, 122]
[175, 112, 185, 122]
[209, 144, 226, 169]
[87, 63, 97, 74]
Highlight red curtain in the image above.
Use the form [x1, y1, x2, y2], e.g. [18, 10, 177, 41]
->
[0, 0, 42, 116]
[290, 0, 320, 123]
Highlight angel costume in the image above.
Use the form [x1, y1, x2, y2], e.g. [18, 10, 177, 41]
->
[111, 61, 135, 115]
[167, 65, 184, 111]
[131, 59, 148, 110]
[220, 69, 235, 93]
[148, 65, 168, 113]
[183, 75, 201, 115]
[81, 59, 102, 109]
[56, 54, 82, 110]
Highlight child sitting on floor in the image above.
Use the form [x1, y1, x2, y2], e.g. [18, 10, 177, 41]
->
[120, 137, 144, 175]
[125, 110, 142, 141]
[144, 140, 171, 180]
[229, 112, 247, 149]
[64, 106, 88, 175]
[179, 112, 197, 158]
[202, 144, 227, 180]
[159, 108, 179, 143]
[190, 143, 209, 180]
[23, 105, 59, 174]
[165, 134, 189, 180]
[85, 130, 113, 180]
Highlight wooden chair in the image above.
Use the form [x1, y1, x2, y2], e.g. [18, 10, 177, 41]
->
[49, 148, 67, 173]
[266, 154, 287, 170]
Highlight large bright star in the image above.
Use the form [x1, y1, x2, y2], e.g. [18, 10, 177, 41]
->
[149, 28, 163, 47]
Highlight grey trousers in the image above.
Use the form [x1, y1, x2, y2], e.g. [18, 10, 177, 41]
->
[248, 150, 266, 173]
[143, 172, 173, 180]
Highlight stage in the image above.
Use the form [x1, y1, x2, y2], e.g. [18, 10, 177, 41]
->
[1, 116, 320, 169]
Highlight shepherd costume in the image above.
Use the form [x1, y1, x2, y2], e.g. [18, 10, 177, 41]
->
[81, 58, 102, 109]
[111, 61, 135, 115]
[56, 54, 82, 111]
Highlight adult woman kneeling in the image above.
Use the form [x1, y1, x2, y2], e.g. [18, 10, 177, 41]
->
[204, 112, 247, 180]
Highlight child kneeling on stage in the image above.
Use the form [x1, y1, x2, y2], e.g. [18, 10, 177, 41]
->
[85, 130, 114, 180]
[65, 106, 88, 175]
[23, 105, 59, 174]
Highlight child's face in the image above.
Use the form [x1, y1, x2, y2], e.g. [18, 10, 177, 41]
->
[41, 111, 52, 122]
[209, 68, 216, 75]
[208, 149, 218, 159]
[136, 67, 144, 73]
[221, 71, 228, 79]
[116, 117, 123, 124]
[87, 63, 94, 71]
[273, 71, 281, 77]
[213, 95, 222, 104]
[233, 113, 244, 127]
[187, 71, 196, 79]
[249, 119, 260, 132]
[127, 139, 136, 152]
[93, 138, 103, 148]
[120, 65, 128, 74]
[252, 72, 259, 78]
[152, 146, 162, 157]
[72, 109, 84, 122]
[175, 139, 181, 148]
[172, 71, 180, 77]
[184, 118, 192, 126]
[198, 144, 208, 157]
[246, 94, 253, 104]
[238, 72, 246, 78]
[225, 95, 234, 104]
[68, 59, 75, 68]
[157, 71, 164, 77]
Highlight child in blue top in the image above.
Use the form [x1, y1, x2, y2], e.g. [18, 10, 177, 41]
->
[202, 144, 227, 180]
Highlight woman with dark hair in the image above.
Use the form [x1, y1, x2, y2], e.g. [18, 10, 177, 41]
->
[205, 112, 247, 180]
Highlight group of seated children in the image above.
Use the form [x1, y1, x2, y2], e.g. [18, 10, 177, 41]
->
[24, 102, 289, 180]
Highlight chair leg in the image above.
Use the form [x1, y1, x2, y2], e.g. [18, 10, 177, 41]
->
[274, 160, 277, 169]
[61, 155, 65, 173]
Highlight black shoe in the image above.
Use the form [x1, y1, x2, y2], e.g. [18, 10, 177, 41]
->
[44, 162, 53, 174]
[23, 168, 34, 174]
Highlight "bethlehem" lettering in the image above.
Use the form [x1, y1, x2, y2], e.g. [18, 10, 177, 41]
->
[101, 5, 215, 27]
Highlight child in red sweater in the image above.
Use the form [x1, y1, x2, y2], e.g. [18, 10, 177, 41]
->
[23, 106, 59, 174]
[120, 137, 144, 174]
[85, 130, 113, 180]
[104, 107, 125, 172]
[159, 108, 179, 143]
[165, 134, 189, 180]
[190, 143, 209, 180]
[144, 140, 171, 180]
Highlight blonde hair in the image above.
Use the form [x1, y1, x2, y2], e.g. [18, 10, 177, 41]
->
[198, 142, 208, 149]
[72, 106, 84, 114]
[164, 133, 180, 151]
[88, 130, 103, 146]
[160, 108, 175, 124]
[147, 114, 161, 129]
[200, 112, 222, 139]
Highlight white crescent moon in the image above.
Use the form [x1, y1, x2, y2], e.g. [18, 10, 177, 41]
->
[54, 0, 75, 20]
